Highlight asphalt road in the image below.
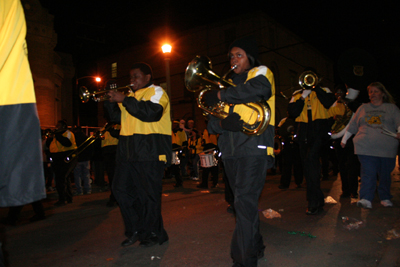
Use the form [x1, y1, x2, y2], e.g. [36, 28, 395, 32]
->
[1, 167, 400, 267]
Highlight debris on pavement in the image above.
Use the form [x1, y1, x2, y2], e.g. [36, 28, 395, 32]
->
[262, 208, 281, 219]
[324, 196, 337, 204]
[342, 217, 364, 230]
[386, 229, 400, 240]
[288, 231, 316, 238]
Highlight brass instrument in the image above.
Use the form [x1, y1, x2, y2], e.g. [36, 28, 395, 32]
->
[80, 84, 133, 103]
[330, 98, 353, 139]
[64, 123, 114, 163]
[185, 55, 271, 136]
[299, 70, 319, 89]
[44, 129, 66, 139]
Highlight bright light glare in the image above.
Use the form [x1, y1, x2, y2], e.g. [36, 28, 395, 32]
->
[162, 44, 172, 53]
[95, 77, 101, 82]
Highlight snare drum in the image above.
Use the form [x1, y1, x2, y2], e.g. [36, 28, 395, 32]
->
[199, 153, 217, 168]
[171, 151, 180, 165]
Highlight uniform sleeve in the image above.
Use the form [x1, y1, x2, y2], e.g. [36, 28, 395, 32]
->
[220, 67, 272, 104]
[122, 97, 164, 122]
[314, 86, 336, 109]
[104, 101, 122, 124]
[287, 94, 304, 119]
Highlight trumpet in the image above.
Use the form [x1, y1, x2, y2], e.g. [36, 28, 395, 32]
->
[80, 84, 133, 103]
[64, 123, 114, 163]
[44, 129, 65, 139]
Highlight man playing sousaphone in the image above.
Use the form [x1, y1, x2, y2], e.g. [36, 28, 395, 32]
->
[202, 35, 275, 267]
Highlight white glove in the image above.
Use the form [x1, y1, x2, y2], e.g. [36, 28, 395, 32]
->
[345, 88, 360, 101]
[301, 89, 312, 99]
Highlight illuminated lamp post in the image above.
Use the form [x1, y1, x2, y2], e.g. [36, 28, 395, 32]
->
[161, 44, 172, 99]
[75, 76, 101, 126]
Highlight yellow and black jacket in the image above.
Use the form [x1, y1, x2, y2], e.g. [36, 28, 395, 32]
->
[288, 87, 335, 142]
[202, 129, 218, 151]
[1, 0, 46, 206]
[104, 84, 172, 164]
[207, 65, 275, 160]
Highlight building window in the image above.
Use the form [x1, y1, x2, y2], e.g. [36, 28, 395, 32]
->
[111, 62, 117, 78]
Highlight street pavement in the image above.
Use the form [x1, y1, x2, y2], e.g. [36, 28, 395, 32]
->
[1, 165, 400, 267]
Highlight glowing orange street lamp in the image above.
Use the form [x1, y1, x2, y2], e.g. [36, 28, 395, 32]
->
[162, 44, 172, 99]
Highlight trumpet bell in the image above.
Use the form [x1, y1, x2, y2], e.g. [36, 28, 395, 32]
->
[299, 70, 319, 89]
[185, 55, 234, 92]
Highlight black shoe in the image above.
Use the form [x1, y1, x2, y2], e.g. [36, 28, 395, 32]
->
[54, 201, 66, 207]
[173, 183, 183, 188]
[106, 200, 116, 207]
[121, 233, 139, 247]
[278, 185, 288, 190]
[197, 185, 208, 189]
[29, 214, 46, 222]
[139, 235, 159, 247]
[227, 205, 235, 214]
[340, 192, 351, 198]
[306, 206, 323, 215]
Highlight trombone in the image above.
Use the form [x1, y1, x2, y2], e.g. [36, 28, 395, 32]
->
[80, 84, 133, 103]
[64, 123, 114, 163]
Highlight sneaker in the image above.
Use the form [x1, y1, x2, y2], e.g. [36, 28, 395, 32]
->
[380, 199, 393, 207]
[191, 177, 199, 181]
[357, 199, 372, 209]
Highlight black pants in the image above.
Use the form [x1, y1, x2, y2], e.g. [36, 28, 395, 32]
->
[170, 164, 182, 185]
[112, 160, 168, 242]
[224, 155, 272, 267]
[299, 139, 325, 208]
[280, 144, 303, 187]
[6, 200, 44, 222]
[200, 165, 219, 187]
[103, 152, 117, 202]
[51, 153, 73, 203]
[334, 139, 360, 196]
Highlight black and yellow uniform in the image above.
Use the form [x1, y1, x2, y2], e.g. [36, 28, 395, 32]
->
[101, 124, 120, 205]
[288, 86, 335, 214]
[104, 83, 171, 244]
[47, 129, 77, 205]
[199, 129, 219, 188]
[0, 0, 45, 207]
[208, 64, 275, 266]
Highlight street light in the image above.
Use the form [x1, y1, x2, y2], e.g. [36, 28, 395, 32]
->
[75, 76, 102, 126]
[162, 44, 172, 99]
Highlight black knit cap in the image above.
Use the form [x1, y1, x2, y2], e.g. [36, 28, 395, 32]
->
[229, 35, 260, 67]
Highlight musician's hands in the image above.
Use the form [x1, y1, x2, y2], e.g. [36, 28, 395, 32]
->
[203, 90, 220, 106]
[221, 113, 243, 132]
[340, 142, 346, 148]
[107, 91, 125, 103]
[301, 89, 311, 99]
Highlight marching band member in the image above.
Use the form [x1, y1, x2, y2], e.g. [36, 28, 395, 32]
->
[204, 36, 275, 267]
[46, 120, 77, 206]
[104, 62, 171, 248]
[288, 69, 335, 215]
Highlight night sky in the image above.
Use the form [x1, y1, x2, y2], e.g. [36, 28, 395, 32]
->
[38, 0, 399, 96]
